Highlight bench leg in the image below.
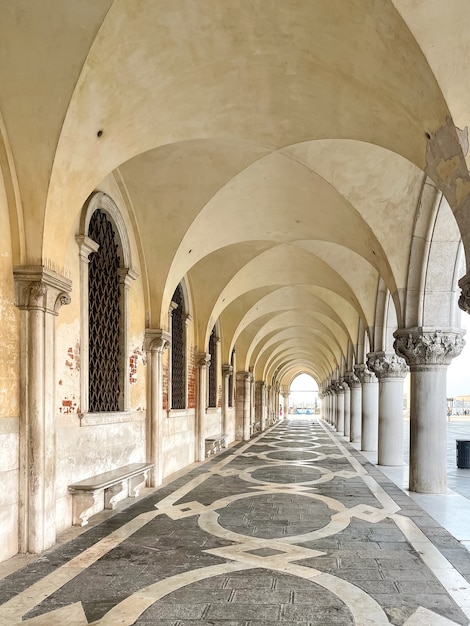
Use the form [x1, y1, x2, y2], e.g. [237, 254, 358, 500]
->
[72, 492, 99, 527]
[104, 480, 127, 509]
[128, 469, 149, 498]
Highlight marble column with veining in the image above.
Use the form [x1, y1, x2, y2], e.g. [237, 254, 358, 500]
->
[335, 381, 345, 435]
[394, 328, 464, 493]
[342, 381, 351, 439]
[367, 351, 408, 467]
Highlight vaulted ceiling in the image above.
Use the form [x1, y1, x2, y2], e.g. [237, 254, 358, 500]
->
[1, 0, 468, 385]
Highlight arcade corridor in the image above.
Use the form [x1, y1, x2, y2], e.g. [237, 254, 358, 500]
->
[1, 418, 469, 626]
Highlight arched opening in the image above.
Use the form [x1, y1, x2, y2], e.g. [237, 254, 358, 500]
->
[289, 374, 319, 415]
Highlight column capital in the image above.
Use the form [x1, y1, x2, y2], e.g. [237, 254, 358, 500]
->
[256, 380, 266, 390]
[237, 370, 253, 382]
[333, 380, 345, 394]
[197, 352, 211, 368]
[344, 371, 361, 388]
[354, 363, 377, 384]
[222, 364, 233, 378]
[393, 327, 465, 370]
[366, 351, 408, 380]
[145, 329, 171, 353]
[13, 265, 72, 315]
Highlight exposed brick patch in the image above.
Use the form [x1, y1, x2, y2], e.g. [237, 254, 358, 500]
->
[65, 343, 80, 371]
[129, 345, 144, 385]
[59, 396, 79, 414]
[163, 362, 169, 411]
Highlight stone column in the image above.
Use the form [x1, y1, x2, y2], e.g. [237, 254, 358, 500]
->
[221, 364, 233, 436]
[236, 371, 252, 441]
[367, 351, 408, 466]
[355, 364, 379, 451]
[343, 382, 351, 438]
[145, 329, 170, 486]
[330, 384, 338, 430]
[335, 381, 345, 434]
[394, 328, 464, 493]
[196, 353, 211, 460]
[14, 266, 72, 554]
[283, 390, 289, 421]
[347, 371, 362, 443]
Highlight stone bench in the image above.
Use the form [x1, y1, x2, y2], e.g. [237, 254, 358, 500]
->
[68, 462, 153, 527]
[205, 434, 228, 458]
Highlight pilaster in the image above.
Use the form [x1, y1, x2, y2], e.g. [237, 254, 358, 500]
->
[196, 352, 211, 460]
[221, 364, 233, 436]
[14, 265, 72, 554]
[145, 329, 170, 486]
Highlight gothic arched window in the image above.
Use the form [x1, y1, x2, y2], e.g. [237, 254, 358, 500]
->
[88, 209, 122, 412]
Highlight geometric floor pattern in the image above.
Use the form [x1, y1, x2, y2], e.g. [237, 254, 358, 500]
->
[1, 417, 470, 625]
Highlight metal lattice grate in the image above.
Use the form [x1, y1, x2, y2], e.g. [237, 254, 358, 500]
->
[88, 209, 121, 412]
[171, 284, 186, 409]
[208, 327, 217, 407]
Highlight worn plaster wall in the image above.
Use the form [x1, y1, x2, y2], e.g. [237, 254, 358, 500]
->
[0, 175, 19, 561]
[54, 179, 147, 533]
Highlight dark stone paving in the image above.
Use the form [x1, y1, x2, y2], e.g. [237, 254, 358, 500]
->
[1, 418, 470, 625]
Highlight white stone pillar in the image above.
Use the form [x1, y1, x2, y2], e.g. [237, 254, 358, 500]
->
[355, 364, 378, 452]
[343, 383, 351, 438]
[266, 385, 272, 427]
[221, 364, 233, 436]
[145, 329, 170, 486]
[331, 387, 337, 429]
[281, 391, 287, 421]
[335, 382, 345, 434]
[348, 371, 362, 443]
[196, 352, 211, 460]
[367, 351, 408, 466]
[394, 328, 464, 493]
[14, 266, 72, 554]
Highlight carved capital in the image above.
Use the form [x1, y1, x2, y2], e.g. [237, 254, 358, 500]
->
[393, 328, 465, 369]
[366, 351, 408, 380]
[144, 329, 171, 353]
[333, 380, 345, 394]
[13, 266, 72, 315]
[236, 370, 252, 383]
[197, 352, 211, 368]
[344, 371, 361, 388]
[222, 364, 233, 378]
[354, 363, 377, 384]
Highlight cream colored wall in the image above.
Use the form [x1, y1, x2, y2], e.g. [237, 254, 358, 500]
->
[162, 412, 196, 479]
[54, 180, 148, 533]
[0, 171, 20, 561]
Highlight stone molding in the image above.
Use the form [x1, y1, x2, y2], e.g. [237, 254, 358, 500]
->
[393, 328, 465, 369]
[145, 329, 171, 353]
[354, 363, 377, 384]
[366, 351, 408, 380]
[13, 266, 72, 315]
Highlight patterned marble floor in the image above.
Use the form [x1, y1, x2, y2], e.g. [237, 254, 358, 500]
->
[1, 418, 470, 625]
